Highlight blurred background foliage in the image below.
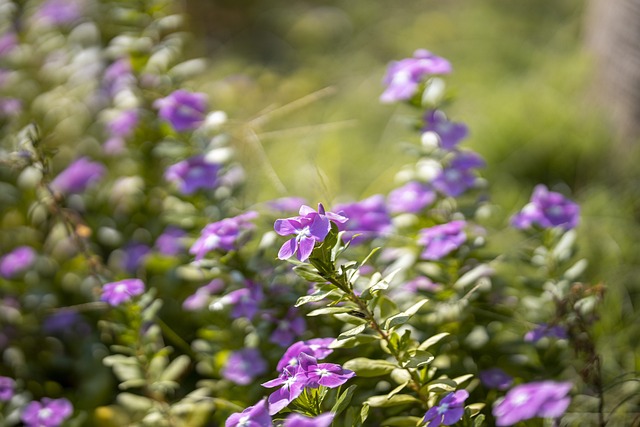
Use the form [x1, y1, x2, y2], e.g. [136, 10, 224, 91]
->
[182, 0, 639, 387]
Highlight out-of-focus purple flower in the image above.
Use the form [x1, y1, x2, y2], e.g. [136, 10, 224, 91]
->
[0, 376, 15, 401]
[479, 368, 513, 391]
[387, 182, 436, 214]
[50, 157, 105, 195]
[165, 155, 221, 195]
[334, 195, 392, 244]
[423, 390, 469, 427]
[381, 49, 452, 103]
[0, 32, 17, 57]
[0, 98, 21, 117]
[42, 310, 91, 337]
[225, 398, 271, 427]
[37, 0, 84, 25]
[219, 281, 264, 319]
[190, 211, 258, 260]
[418, 220, 467, 260]
[274, 203, 348, 262]
[511, 185, 580, 231]
[493, 381, 572, 426]
[0, 246, 36, 278]
[101, 278, 145, 306]
[182, 279, 224, 311]
[405, 276, 442, 293]
[432, 151, 485, 198]
[104, 109, 138, 153]
[154, 89, 207, 132]
[21, 397, 73, 427]
[222, 348, 268, 385]
[266, 197, 308, 212]
[423, 110, 469, 150]
[524, 324, 568, 343]
[155, 227, 186, 256]
[276, 337, 335, 371]
[284, 413, 334, 427]
[103, 59, 134, 96]
[270, 309, 306, 347]
[122, 242, 150, 274]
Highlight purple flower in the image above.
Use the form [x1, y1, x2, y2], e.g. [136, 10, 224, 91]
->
[387, 182, 436, 214]
[165, 156, 221, 195]
[37, 0, 84, 25]
[106, 109, 138, 138]
[269, 309, 306, 347]
[154, 89, 207, 132]
[262, 365, 307, 415]
[0, 376, 15, 401]
[493, 381, 572, 426]
[21, 397, 73, 427]
[0, 32, 17, 57]
[284, 413, 334, 427]
[511, 185, 580, 230]
[274, 203, 348, 262]
[50, 157, 106, 194]
[418, 220, 467, 260]
[276, 337, 335, 371]
[182, 279, 224, 311]
[423, 110, 469, 150]
[122, 242, 150, 274]
[381, 49, 452, 103]
[297, 352, 355, 389]
[222, 348, 268, 385]
[225, 398, 271, 427]
[42, 310, 91, 337]
[0, 246, 36, 278]
[0, 98, 22, 117]
[103, 59, 134, 96]
[423, 390, 469, 427]
[334, 195, 392, 243]
[524, 324, 568, 343]
[190, 211, 258, 260]
[432, 151, 485, 197]
[405, 276, 442, 293]
[479, 368, 513, 391]
[219, 281, 264, 319]
[100, 278, 145, 306]
[155, 227, 186, 256]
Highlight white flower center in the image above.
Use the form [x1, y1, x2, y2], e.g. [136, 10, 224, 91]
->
[39, 408, 53, 420]
[237, 415, 250, 427]
[316, 368, 330, 377]
[511, 390, 530, 407]
[437, 402, 450, 415]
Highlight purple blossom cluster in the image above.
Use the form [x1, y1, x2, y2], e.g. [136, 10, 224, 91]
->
[493, 381, 572, 425]
[21, 397, 73, 427]
[511, 184, 580, 230]
[524, 323, 568, 343]
[432, 151, 485, 197]
[50, 157, 106, 195]
[423, 110, 469, 151]
[154, 89, 208, 132]
[0, 376, 15, 401]
[418, 220, 467, 260]
[164, 155, 222, 195]
[479, 368, 514, 391]
[387, 181, 436, 214]
[334, 195, 392, 243]
[381, 49, 451, 103]
[226, 398, 333, 427]
[218, 280, 264, 319]
[100, 278, 145, 306]
[262, 352, 355, 415]
[221, 348, 268, 385]
[274, 204, 348, 262]
[0, 246, 36, 278]
[190, 211, 258, 260]
[269, 308, 306, 347]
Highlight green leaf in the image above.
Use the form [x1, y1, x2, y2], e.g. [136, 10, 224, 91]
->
[418, 332, 450, 351]
[160, 355, 191, 382]
[452, 374, 474, 386]
[117, 392, 154, 411]
[343, 357, 398, 377]
[329, 334, 379, 349]
[307, 306, 355, 317]
[366, 394, 420, 407]
[337, 324, 366, 340]
[383, 299, 429, 330]
[293, 265, 327, 283]
[402, 350, 434, 368]
[453, 264, 493, 290]
[473, 414, 486, 426]
[422, 378, 457, 394]
[331, 384, 357, 416]
[360, 268, 401, 300]
[381, 416, 423, 426]
[295, 288, 335, 307]
[467, 403, 486, 417]
[386, 381, 408, 399]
